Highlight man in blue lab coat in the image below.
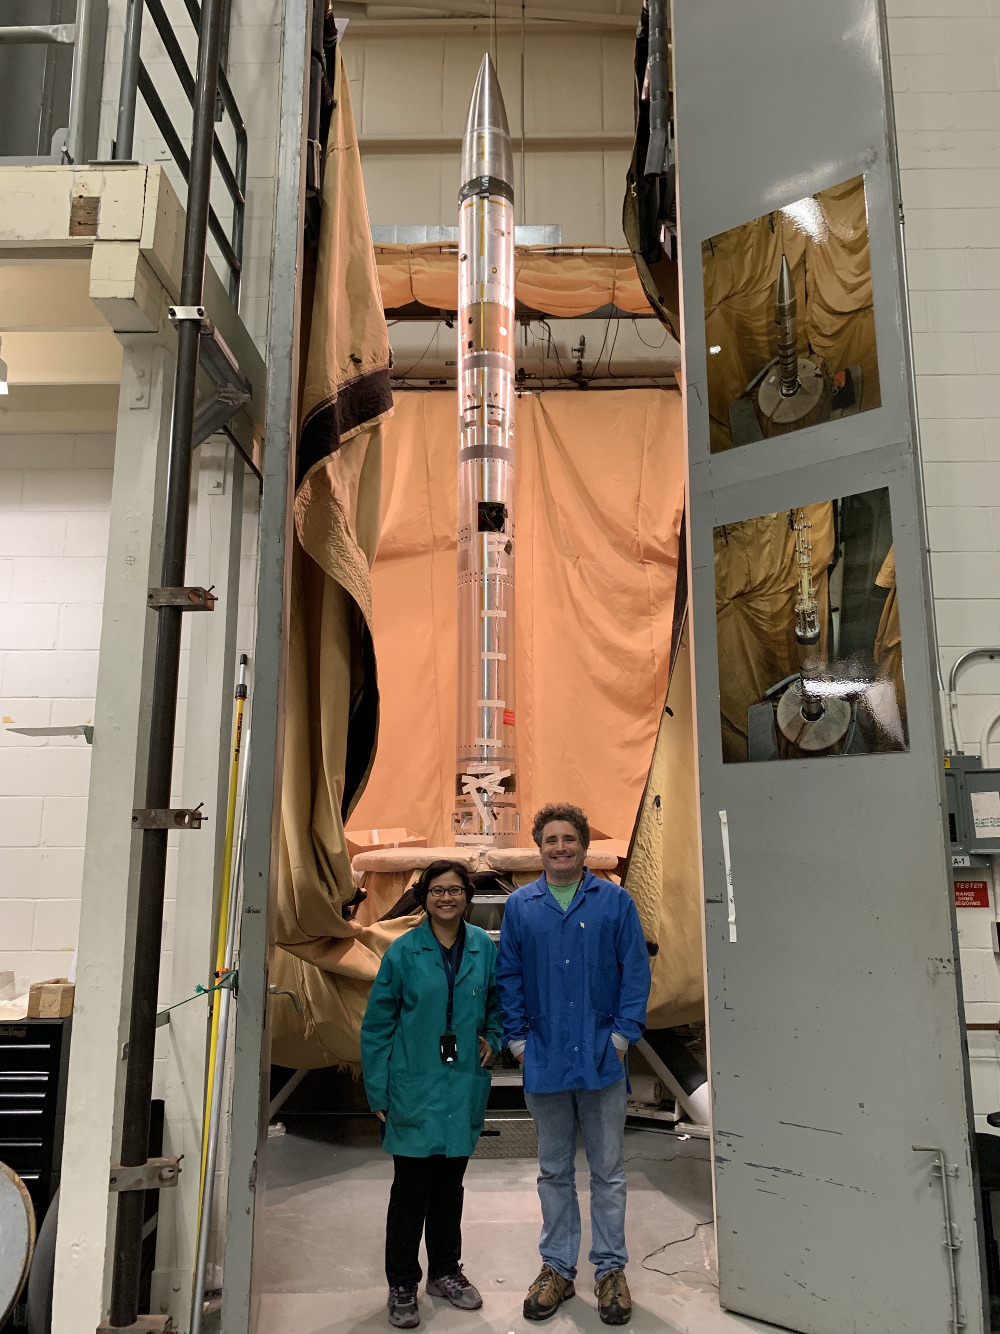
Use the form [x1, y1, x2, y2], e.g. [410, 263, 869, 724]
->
[497, 802, 651, 1326]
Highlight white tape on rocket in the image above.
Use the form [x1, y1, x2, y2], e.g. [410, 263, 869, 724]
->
[719, 810, 737, 943]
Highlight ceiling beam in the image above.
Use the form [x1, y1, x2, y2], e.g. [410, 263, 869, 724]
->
[346, 2, 639, 26]
[344, 14, 638, 31]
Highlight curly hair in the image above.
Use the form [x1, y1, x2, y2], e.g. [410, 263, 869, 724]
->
[411, 859, 475, 910]
[531, 802, 591, 849]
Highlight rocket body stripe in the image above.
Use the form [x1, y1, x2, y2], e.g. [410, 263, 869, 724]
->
[453, 54, 520, 847]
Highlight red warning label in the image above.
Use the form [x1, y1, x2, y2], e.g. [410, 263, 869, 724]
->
[955, 879, 990, 908]
[503, 709, 515, 727]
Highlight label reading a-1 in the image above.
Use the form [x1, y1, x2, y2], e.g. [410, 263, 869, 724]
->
[955, 879, 990, 909]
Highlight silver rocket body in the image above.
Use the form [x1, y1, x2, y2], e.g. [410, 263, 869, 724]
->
[453, 54, 520, 847]
[757, 252, 825, 426]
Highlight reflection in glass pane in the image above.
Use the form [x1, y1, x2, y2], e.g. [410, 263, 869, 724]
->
[703, 174, 881, 454]
[715, 488, 907, 763]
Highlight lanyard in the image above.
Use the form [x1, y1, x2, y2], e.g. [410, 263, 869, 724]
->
[437, 923, 465, 1034]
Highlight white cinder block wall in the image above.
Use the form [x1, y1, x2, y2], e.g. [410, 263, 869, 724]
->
[0, 437, 113, 984]
[887, 0, 1000, 1128]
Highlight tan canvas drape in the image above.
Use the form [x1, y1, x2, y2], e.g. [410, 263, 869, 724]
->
[375, 245, 652, 317]
[624, 622, 703, 1027]
[350, 388, 686, 846]
[271, 47, 697, 1068]
[298, 49, 393, 485]
[714, 504, 835, 763]
[275, 388, 689, 1068]
[874, 546, 906, 734]
[703, 175, 880, 454]
[270, 45, 415, 1071]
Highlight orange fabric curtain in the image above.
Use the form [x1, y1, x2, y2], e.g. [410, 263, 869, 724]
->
[349, 388, 685, 846]
[375, 244, 652, 317]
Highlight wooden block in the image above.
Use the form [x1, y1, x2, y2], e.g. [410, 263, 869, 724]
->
[344, 826, 427, 859]
[89, 243, 164, 334]
[27, 978, 75, 1019]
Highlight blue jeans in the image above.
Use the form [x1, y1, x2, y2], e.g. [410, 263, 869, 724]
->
[524, 1077, 628, 1282]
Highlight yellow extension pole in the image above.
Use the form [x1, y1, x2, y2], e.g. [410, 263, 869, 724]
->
[197, 653, 248, 1213]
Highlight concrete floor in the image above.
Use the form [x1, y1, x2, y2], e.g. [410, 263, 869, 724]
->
[256, 1119, 773, 1334]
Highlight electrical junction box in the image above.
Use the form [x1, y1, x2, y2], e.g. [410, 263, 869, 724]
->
[944, 754, 1000, 857]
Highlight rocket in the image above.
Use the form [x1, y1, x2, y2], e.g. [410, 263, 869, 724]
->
[757, 252, 825, 429]
[775, 254, 800, 399]
[452, 54, 520, 847]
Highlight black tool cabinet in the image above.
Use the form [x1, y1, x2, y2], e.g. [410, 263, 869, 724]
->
[0, 1016, 71, 1230]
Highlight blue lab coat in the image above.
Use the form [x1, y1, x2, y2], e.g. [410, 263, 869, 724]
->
[497, 870, 651, 1095]
[361, 918, 504, 1157]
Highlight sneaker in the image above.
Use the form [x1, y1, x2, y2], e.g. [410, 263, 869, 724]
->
[426, 1266, 483, 1310]
[387, 1284, 420, 1328]
[523, 1265, 575, 1321]
[595, 1269, 632, 1326]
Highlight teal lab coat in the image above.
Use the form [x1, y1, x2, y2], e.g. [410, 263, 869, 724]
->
[361, 918, 503, 1158]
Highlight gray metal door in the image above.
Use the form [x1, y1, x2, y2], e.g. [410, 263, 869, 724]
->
[672, 3, 986, 1331]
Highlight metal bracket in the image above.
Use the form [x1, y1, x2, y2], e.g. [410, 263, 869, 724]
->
[168, 305, 254, 448]
[109, 1156, 181, 1192]
[132, 804, 206, 831]
[5, 723, 93, 744]
[306, 138, 323, 194]
[147, 585, 217, 611]
[168, 304, 207, 325]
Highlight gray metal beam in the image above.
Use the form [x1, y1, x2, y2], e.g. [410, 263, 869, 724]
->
[220, 0, 311, 1325]
[0, 24, 76, 43]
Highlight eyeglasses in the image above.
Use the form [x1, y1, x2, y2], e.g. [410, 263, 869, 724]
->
[427, 886, 467, 899]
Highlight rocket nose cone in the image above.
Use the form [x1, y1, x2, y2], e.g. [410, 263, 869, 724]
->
[461, 52, 513, 187]
[776, 253, 796, 311]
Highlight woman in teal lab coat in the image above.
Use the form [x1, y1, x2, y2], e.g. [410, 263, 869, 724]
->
[362, 859, 503, 1329]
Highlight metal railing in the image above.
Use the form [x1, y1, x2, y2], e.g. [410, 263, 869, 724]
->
[0, 0, 100, 162]
[114, 0, 247, 304]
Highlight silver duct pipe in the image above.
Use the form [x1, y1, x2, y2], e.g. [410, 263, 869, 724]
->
[453, 54, 520, 847]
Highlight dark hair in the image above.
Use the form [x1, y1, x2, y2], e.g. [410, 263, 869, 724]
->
[531, 802, 591, 849]
[412, 860, 475, 910]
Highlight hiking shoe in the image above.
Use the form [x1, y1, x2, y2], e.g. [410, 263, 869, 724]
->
[387, 1284, 420, 1328]
[595, 1269, 632, 1326]
[426, 1266, 483, 1310]
[523, 1265, 575, 1321]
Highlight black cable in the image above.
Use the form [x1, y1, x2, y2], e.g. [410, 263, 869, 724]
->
[606, 317, 622, 379]
[392, 321, 443, 384]
[586, 316, 612, 381]
[538, 318, 570, 380]
[632, 316, 670, 350]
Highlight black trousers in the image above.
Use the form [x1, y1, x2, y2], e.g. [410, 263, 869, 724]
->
[385, 1154, 469, 1287]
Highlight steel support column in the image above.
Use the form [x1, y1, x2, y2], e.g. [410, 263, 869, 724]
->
[109, 0, 228, 1316]
[50, 339, 175, 1334]
[221, 0, 312, 1324]
[151, 439, 247, 1329]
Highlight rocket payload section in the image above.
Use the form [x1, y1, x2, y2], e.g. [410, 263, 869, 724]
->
[452, 54, 520, 847]
[757, 253, 825, 428]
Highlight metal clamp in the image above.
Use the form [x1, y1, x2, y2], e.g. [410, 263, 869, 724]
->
[167, 304, 207, 325]
[147, 586, 216, 611]
[109, 1156, 181, 1192]
[132, 805, 206, 831]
